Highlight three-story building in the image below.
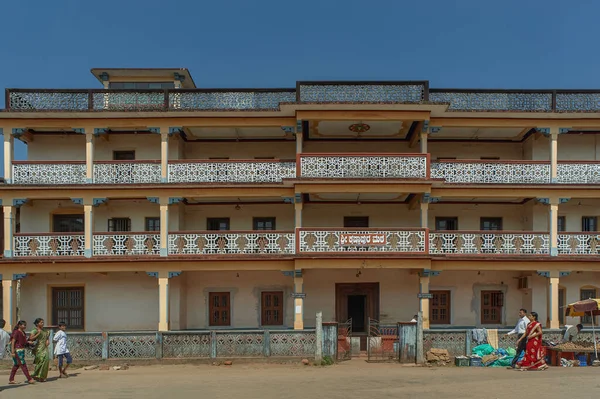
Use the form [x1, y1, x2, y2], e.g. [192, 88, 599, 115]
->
[1, 69, 600, 348]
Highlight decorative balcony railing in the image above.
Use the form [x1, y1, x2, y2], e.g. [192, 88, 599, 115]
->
[557, 233, 600, 255]
[168, 160, 296, 183]
[297, 229, 427, 253]
[94, 161, 162, 184]
[299, 154, 429, 179]
[430, 160, 551, 184]
[429, 231, 550, 255]
[12, 161, 87, 185]
[556, 162, 600, 184]
[297, 81, 427, 103]
[168, 231, 295, 255]
[13, 234, 85, 257]
[93, 233, 160, 256]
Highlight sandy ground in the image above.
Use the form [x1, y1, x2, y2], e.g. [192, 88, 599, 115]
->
[0, 360, 598, 398]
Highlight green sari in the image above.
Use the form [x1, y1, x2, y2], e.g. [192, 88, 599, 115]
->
[30, 328, 50, 380]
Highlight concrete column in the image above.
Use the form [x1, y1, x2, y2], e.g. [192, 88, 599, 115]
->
[549, 199, 559, 257]
[547, 271, 560, 329]
[3, 205, 14, 258]
[293, 273, 304, 330]
[84, 203, 93, 258]
[158, 271, 170, 331]
[160, 128, 169, 183]
[550, 127, 559, 183]
[296, 121, 303, 155]
[159, 198, 169, 257]
[85, 129, 94, 183]
[419, 275, 430, 330]
[420, 131, 428, 154]
[294, 201, 303, 228]
[3, 130, 13, 183]
[2, 278, 14, 331]
[420, 201, 429, 228]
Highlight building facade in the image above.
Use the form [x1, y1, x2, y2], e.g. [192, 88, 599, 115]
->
[1, 69, 600, 345]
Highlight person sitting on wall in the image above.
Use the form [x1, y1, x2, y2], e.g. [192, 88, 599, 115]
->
[563, 324, 584, 343]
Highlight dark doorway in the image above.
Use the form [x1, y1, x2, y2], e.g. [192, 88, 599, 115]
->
[348, 295, 367, 333]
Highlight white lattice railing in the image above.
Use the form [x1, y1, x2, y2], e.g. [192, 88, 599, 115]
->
[168, 231, 295, 255]
[429, 232, 550, 255]
[557, 233, 600, 255]
[13, 234, 85, 257]
[94, 161, 162, 184]
[168, 160, 296, 183]
[299, 154, 428, 179]
[12, 161, 87, 185]
[431, 160, 551, 184]
[93, 233, 160, 256]
[556, 162, 600, 184]
[298, 229, 427, 253]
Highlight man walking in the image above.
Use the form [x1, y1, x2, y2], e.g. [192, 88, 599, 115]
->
[507, 308, 530, 368]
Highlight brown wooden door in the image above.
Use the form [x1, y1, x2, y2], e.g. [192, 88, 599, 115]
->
[335, 283, 379, 332]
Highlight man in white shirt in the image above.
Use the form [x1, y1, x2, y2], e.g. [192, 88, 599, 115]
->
[563, 324, 583, 343]
[507, 308, 530, 368]
[0, 320, 10, 359]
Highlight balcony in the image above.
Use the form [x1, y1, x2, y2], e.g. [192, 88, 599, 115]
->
[168, 160, 296, 183]
[13, 233, 85, 257]
[168, 231, 295, 255]
[429, 231, 550, 255]
[299, 154, 428, 179]
[557, 233, 600, 255]
[431, 160, 600, 184]
[297, 229, 427, 254]
[12, 161, 87, 185]
[94, 161, 162, 184]
[93, 233, 160, 256]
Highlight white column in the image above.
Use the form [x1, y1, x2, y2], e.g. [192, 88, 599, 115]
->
[159, 198, 169, 257]
[547, 271, 560, 329]
[85, 129, 94, 183]
[419, 273, 430, 330]
[2, 278, 14, 331]
[3, 129, 13, 184]
[550, 127, 559, 183]
[293, 272, 304, 330]
[549, 198, 559, 257]
[158, 271, 170, 331]
[3, 205, 14, 258]
[420, 200, 429, 228]
[420, 130, 428, 154]
[160, 127, 169, 183]
[84, 203, 93, 258]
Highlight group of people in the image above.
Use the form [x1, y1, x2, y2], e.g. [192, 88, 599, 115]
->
[506, 309, 549, 370]
[0, 318, 72, 385]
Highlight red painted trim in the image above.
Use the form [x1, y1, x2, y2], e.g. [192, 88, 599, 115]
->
[169, 230, 294, 234]
[424, 228, 430, 254]
[93, 232, 160, 235]
[94, 160, 161, 164]
[430, 230, 548, 234]
[297, 228, 427, 232]
[296, 153, 301, 177]
[425, 153, 431, 179]
[168, 159, 291, 164]
[299, 153, 426, 157]
[556, 232, 600, 235]
[557, 161, 600, 164]
[12, 160, 85, 165]
[14, 233, 84, 237]
[432, 159, 550, 164]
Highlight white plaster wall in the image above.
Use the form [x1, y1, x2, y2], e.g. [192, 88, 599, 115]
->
[429, 142, 523, 160]
[19, 272, 158, 331]
[19, 199, 179, 233]
[182, 204, 295, 231]
[428, 203, 528, 230]
[184, 271, 294, 329]
[184, 142, 295, 160]
[302, 204, 419, 228]
[531, 134, 600, 161]
[27, 135, 85, 161]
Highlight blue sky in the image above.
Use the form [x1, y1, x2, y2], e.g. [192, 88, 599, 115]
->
[1, 0, 598, 170]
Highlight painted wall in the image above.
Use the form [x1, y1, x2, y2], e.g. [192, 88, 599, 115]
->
[530, 134, 600, 161]
[182, 204, 295, 231]
[184, 142, 295, 160]
[428, 203, 529, 231]
[429, 142, 524, 160]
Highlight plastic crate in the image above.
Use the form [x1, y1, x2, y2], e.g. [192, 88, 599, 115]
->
[577, 355, 587, 367]
[455, 356, 470, 367]
[470, 356, 483, 367]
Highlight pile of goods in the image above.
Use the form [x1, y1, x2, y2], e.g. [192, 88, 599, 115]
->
[469, 344, 517, 367]
[426, 348, 451, 366]
[553, 342, 595, 351]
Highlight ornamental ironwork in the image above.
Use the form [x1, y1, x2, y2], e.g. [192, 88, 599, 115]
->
[431, 161, 550, 184]
[108, 333, 156, 359]
[168, 232, 295, 255]
[162, 333, 211, 358]
[170, 91, 296, 110]
[556, 163, 600, 184]
[557, 233, 600, 255]
[429, 92, 553, 111]
[94, 162, 162, 184]
[298, 229, 426, 253]
[9, 90, 89, 111]
[299, 84, 425, 103]
[300, 155, 427, 179]
[92, 91, 165, 112]
[12, 163, 87, 185]
[93, 234, 160, 256]
[13, 234, 85, 257]
[168, 161, 296, 183]
[66, 333, 104, 360]
[269, 332, 317, 357]
[429, 232, 550, 255]
[215, 332, 264, 357]
[556, 93, 600, 112]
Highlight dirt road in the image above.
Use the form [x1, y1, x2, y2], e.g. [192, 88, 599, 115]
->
[1, 360, 598, 398]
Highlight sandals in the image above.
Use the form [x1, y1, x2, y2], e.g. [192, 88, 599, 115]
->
[8, 381, 18, 385]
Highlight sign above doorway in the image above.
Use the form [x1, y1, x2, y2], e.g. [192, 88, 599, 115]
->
[340, 233, 386, 246]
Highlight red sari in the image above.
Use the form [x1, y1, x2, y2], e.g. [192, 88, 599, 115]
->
[517, 321, 546, 370]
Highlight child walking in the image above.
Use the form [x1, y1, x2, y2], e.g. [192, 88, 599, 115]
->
[9, 320, 35, 385]
[53, 322, 72, 378]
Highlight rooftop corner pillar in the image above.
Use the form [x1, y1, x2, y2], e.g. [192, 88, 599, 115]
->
[293, 270, 304, 330]
[2, 275, 15, 331]
[3, 128, 13, 184]
[3, 202, 14, 258]
[85, 128, 94, 183]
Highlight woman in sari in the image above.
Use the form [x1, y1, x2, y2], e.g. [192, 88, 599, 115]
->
[516, 312, 548, 371]
[29, 318, 50, 382]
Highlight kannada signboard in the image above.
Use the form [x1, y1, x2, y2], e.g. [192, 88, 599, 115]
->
[291, 293, 307, 299]
[340, 233, 386, 246]
[417, 293, 434, 299]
